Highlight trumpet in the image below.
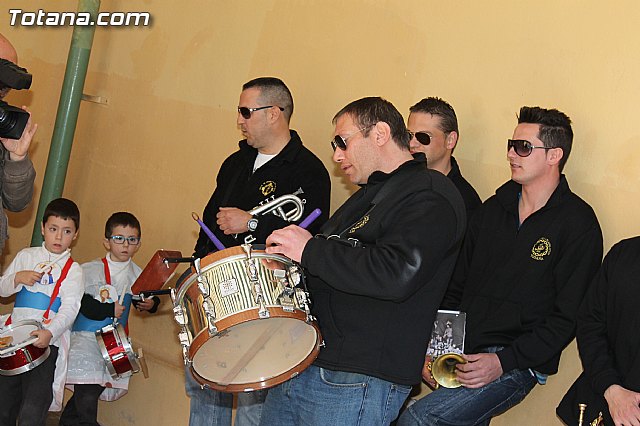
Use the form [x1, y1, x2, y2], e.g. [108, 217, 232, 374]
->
[249, 194, 305, 223]
[577, 403, 604, 426]
[428, 352, 466, 389]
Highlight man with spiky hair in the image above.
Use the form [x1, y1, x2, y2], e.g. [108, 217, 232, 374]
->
[400, 106, 603, 426]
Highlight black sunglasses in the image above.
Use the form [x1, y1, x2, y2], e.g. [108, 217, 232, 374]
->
[331, 126, 373, 151]
[408, 131, 431, 145]
[507, 139, 556, 157]
[237, 105, 284, 119]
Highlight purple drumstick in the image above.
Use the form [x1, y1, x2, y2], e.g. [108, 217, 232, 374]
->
[299, 208, 322, 229]
[191, 212, 226, 251]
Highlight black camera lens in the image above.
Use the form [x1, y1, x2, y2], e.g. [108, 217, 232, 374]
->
[0, 101, 29, 140]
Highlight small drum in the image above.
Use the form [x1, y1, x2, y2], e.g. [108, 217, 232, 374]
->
[173, 245, 322, 393]
[0, 319, 50, 376]
[96, 322, 140, 379]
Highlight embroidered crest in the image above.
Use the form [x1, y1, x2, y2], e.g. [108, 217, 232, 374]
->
[349, 215, 369, 233]
[531, 237, 551, 261]
[260, 181, 276, 196]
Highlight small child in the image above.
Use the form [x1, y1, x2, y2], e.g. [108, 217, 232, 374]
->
[0, 198, 83, 424]
[61, 212, 159, 425]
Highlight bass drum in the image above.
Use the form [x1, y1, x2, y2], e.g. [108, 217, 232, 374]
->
[173, 245, 321, 392]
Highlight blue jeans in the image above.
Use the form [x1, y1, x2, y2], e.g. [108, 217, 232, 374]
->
[259, 365, 412, 426]
[397, 367, 536, 426]
[185, 365, 232, 426]
[185, 366, 267, 426]
[236, 389, 268, 425]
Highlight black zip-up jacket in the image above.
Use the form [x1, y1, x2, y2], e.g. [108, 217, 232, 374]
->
[194, 130, 331, 257]
[557, 237, 640, 425]
[443, 176, 603, 375]
[448, 156, 482, 221]
[301, 154, 466, 385]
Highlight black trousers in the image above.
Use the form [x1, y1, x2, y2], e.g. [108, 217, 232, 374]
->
[59, 383, 105, 426]
[0, 345, 58, 426]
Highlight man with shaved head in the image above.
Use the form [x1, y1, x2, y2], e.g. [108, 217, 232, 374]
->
[0, 32, 37, 254]
[0, 33, 18, 65]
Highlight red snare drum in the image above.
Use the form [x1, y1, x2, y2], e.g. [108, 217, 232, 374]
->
[95, 323, 140, 379]
[0, 319, 50, 376]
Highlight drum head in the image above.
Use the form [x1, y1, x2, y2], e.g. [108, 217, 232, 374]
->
[191, 317, 318, 390]
[0, 321, 39, 353]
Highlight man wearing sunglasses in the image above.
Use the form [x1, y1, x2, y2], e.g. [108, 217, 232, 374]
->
[399, 107, 603, 426]
[407, 97, 481, 221]
[187, 77, 331, 426]
[259, 97, 466, 425]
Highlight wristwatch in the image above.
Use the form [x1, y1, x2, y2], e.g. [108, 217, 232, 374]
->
[247, 217, 259, 232]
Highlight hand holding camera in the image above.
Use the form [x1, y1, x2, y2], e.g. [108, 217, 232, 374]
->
[0, 57, 38, 156]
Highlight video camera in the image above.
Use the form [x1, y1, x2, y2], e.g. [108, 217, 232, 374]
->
[0, 58, 32, 140]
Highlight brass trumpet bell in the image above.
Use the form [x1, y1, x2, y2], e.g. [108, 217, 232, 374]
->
[431, 353, 466, 388]
[248, 194, 305, 222]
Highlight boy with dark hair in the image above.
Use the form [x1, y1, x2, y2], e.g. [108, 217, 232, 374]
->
[61, 212, 158, 425]
[0, 197, 83, 423]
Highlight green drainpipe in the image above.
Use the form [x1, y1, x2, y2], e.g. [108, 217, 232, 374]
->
[31, 0, 100, 246]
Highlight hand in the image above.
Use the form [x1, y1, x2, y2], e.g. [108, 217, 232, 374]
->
[421, 355, 439, 389]
[30, 328, 53, 348]
[14, 270, 44, 287]
[114, 302, 125, 319]
[265, 225, 312, 263]
[0, 106, 38, 161]
[136, 298, 155, 312]
[605, 384, 640, 426]
[216, 207, 252, 235]
[455, 353, 503, 389]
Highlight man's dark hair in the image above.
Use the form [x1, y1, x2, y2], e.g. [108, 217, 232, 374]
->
[409, 97, 459, 136]
[333, 97, 410, 149]
[104, 212, 141, 238]
[518, 106, 573, 172]
[242, 77, 294, 123]
[42, 198, 80, 230]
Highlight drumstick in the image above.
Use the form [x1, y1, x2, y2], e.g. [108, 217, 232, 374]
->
[35, 249, 70, 272]
[191, 212, 226, 251]
[299, 208, 322, 229]
[218, 321, 282, 386]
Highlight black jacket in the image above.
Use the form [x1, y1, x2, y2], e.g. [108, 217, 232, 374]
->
[558, 237, 640, 425]
[302, 154, 466, 385]
[447, 156, 482, 221]
[194, 130, 331, 257]
[443, 176, 603, 375]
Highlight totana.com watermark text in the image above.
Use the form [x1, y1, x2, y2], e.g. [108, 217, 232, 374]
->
[9, 9, 151, 27]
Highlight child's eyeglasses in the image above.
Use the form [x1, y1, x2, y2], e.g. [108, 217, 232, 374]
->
[109, 235, 140, 245]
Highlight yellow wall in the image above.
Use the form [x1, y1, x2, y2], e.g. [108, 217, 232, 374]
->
[2, 0, 640, 424]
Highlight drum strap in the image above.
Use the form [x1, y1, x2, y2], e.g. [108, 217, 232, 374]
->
[101, 257, 132, 334]
[102, 257, 112, 285]
[7, 257, 74, 326]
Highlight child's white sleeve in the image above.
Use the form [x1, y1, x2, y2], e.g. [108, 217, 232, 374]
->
[0, 251, 24, 297]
